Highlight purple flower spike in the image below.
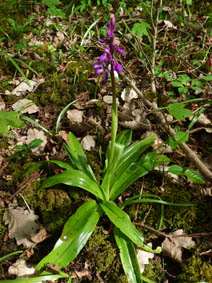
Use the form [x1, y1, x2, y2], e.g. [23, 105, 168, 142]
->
[93, 14, 125, 83]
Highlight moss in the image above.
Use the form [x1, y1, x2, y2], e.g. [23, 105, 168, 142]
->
[0, 210, 6, 245]
[177, 255, 212, 282]
[150, 183, 197, 233]
[86, 226, 122, 279]
[8, 161, 35, 184]
[143, 257, 164, 282]
[22, 184, 72, 233]
[86, 151, 103, 184]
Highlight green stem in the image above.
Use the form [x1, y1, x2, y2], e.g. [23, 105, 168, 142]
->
[110, 68, 118, 163]
[106, 69, 118, 200]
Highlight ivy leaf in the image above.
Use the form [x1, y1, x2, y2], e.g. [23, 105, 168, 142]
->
[174, 131, 189, 143]
[168, 103, 192, 121]
[131, 21, 152, 38]
[184, 169, 205, 184]
[0, 111, 25, 136]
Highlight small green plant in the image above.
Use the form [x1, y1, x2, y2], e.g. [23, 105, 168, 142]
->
[10, 14, 193, 283]
[10, 139, 43, 159]
[0, 111, 25, 136]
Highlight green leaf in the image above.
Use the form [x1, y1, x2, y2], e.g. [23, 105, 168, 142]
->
[0, 272, 69, 283]
[66, 132, 96, 180]
[0, 111, 25, 136]
[202, 75, 212, 81]
[42, 0, 62, 7]
[131, 21, 152, 38]
[184, 169, 205, 184]
[27, 139, 43, 149]
[102, 135, 155, 193]
[174, 131, 189, 143]
[3, 53, 31, 86]
[41, 169, 104, 200]
[178, 74, 191, 84]
[114, 228, 143, 283]
[116, 130, 132, 146]
[191, 86, 203, 92]
[0, 250, 23, 262]
[55, 100, 78, 133]
[109, 151, 156, 200]
[168, 137, 178, 149]
[178, 87, 188, 93]
[36, 200, 101, 270]
[168, 103, 192, 121]
[170, 81, 183, 87]
[100, 200, 144, 248]
[168, 165, 184, 175]
[191, 59, 202, 67]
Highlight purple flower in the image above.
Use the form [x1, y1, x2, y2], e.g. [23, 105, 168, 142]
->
[93, 14, 125, 83]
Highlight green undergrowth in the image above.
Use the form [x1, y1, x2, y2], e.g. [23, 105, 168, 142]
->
[85, 225, 128, 283]
[177, 253, 212, 282]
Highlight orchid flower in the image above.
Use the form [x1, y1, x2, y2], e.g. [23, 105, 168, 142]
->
[93, 14, 125, 82]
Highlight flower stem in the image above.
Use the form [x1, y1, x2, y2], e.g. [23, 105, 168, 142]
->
[110, 68, 118, 164]
[106, 68, 118, 200]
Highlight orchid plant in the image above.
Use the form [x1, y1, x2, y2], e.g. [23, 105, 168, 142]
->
[3, 14, 193, 283]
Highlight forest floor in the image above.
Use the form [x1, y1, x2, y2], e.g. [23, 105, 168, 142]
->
[0, 1, 212, 282]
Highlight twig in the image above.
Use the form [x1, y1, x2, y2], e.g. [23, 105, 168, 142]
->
[121, 72, 212, 182]
[134, 221, 171, 239]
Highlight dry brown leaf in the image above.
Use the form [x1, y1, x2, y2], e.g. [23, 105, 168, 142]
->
[12, 99, 39, 114]
[81, 135, 95, 151]
[3, 206, 40, 248]
[162, 229, 195, 263]
[137, 245, 154, 273]
[67, 109, 83, 123]
[26, 128, 47, 153]
[8, 259, 35, 278]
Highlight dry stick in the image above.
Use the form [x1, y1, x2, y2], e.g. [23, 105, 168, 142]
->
[121, 72, 212, 182]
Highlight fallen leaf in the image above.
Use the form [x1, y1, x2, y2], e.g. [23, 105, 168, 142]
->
[3, 206, 40, 248]
[162, 229, 195, 263]
[121, 87, 138, 101]
[81, 135, 95, 151]
[11, 81, 37, 96]
[67, 109, 83, 123]
[26, 128, 47, 153]
[8, 259, 35, 278]
[164, 20, 177, 29]
[31, 226, 47, 244]
[137, 244, 154, 273]
[12, 99, 39, 114]
[0, 95, 5, 110]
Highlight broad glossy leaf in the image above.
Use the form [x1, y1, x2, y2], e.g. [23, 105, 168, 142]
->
[102, 135, 155, 192]
[103, 142, 125, 180]
[100, 201, 144, 247]
[60, 200, 102, 241]
[116, 130, 132, 146]
[64, 133, 96, 181]
[110, 154, 154, 200]
[36, 200, 101, 270]
[114, 227, 142, 283]
[41, 169, 104, 200]
[68, 131, 87, 166]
